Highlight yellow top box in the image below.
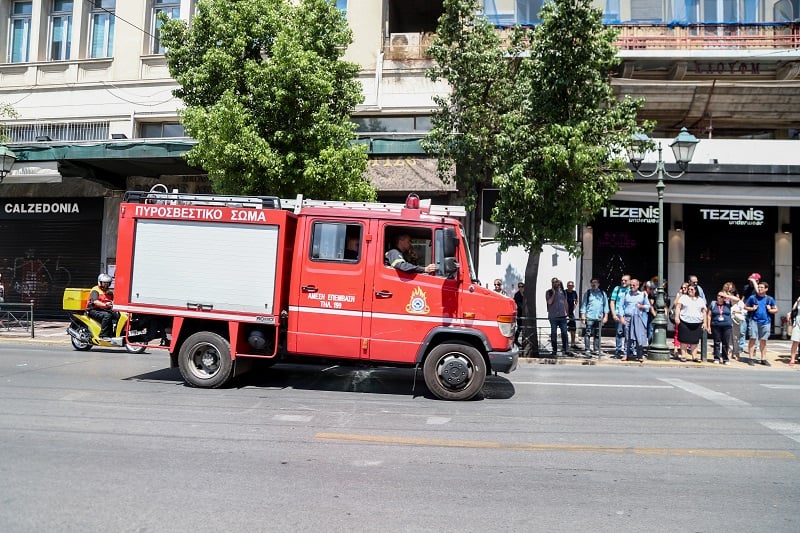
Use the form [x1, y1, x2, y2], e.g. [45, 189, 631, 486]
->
[63, 288, 92, 311]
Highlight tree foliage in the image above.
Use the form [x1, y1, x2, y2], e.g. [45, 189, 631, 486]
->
[159, 0, 375, 200]
[425, 0, 646, 255]
[0, 103, 19, 143]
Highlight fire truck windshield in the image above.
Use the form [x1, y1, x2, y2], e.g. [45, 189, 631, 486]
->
[460, 227, 478, 282]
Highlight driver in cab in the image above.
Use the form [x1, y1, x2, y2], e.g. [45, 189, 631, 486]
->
[385, 233, 436, 274]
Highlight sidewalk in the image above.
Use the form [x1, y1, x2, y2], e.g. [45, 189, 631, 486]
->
[2, 320, 798, 371]
[520, 336, 799, 370]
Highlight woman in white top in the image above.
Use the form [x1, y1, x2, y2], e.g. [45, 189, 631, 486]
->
[789, 296, 800, 366]
[670, 282, 689, 358]
[674, 284, 709, 362]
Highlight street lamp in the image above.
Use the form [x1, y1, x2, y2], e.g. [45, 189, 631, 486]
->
[627, 127, 699, 360]
[0, 145, 18, 184]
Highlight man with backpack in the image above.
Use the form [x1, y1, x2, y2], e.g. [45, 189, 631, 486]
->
[579, 278, 609, 357]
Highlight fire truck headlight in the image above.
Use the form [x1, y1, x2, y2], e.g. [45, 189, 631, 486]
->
[497, 315, 516, 338]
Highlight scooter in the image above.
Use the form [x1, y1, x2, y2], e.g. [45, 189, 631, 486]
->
[67, 310, 148, 353]
[64, 288, 167, 353]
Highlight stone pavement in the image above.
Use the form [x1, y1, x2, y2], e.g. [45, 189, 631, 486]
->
[1, 319, 798, 371]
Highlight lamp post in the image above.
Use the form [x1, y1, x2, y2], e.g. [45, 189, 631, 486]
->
[627, 127, 699, 360]
[0, 145, 18, 184]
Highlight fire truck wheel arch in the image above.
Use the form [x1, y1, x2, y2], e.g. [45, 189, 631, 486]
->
[423, 342, 486, 401]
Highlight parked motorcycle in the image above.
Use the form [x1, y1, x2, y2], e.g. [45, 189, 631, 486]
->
[63, 288, 167, 353]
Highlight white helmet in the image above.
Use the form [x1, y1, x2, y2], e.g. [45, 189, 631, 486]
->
[98, 273, 112, 284]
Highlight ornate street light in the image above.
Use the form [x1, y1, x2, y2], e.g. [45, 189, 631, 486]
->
[627, 127, 699, 360]
[0, 145, 18, 184]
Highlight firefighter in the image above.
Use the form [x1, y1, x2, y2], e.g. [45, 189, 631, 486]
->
[385, 233, 436, 274]
[87, 273, 118, 338]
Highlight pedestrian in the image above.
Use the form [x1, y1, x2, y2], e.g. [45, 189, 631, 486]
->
[675, 284, 708, 362]
[788, 296, 800, 366]
[565, 281, 579, 349]
[744, 279, 779, 366]
[688, 274, 706, 302]
[619, 279, 649, 361]
[709, 290, 737, 364]
[609, 274, 631, 357]
[579, 278, 609, 357]
[0, 272, 4, 303]
[728, 284, 746, 360]
[513, 281, 526, 348]
[546, 278, 569, 356]
[670, 282, 689, 358]
[492, 278, 508, 296]
[644, 280, 657, 343]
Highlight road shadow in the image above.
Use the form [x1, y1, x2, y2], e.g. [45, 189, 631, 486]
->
[126, 361, 516, 400]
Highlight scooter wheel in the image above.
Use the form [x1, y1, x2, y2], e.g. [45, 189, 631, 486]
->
[71, 328, 93, 351]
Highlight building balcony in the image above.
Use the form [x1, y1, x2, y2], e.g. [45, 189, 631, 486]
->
[381, 23, 800, 61]
[613, 23, 800, 55]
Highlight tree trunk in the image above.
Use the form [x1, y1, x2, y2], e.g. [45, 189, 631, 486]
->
[524, 251, 542, 357]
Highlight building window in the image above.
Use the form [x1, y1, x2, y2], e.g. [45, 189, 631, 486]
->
[89, 0, 116, 58]
[140, 122, 186, 138]
[9, 1, 32, 63]
[152, 0, 180, 54]
[49, 0, 74, 61]
[353, 116, 432, 133]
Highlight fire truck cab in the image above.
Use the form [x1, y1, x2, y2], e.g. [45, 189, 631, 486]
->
[113, 189, 518, 401]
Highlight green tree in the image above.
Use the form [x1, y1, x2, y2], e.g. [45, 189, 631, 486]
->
[159, 0, 375, 200]
[425, 0, 645, 343]
[0, 103, 19, 143]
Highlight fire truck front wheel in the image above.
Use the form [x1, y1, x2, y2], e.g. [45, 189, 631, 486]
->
[178, 332, 234, 388]
[423, 343, 486, 401]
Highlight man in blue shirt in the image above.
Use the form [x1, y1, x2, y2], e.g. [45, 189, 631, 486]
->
[619, 279, 650, 361]
[744, 280, 778, 366]
[579, 278, 609, 357]
[609, 274, 631, 357]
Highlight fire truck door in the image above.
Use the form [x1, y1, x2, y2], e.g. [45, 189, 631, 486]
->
[293, 221, 367, 359]
[367, 225, 459, 364]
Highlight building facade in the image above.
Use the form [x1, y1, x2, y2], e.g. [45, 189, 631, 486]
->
[0, 0, 798, 319]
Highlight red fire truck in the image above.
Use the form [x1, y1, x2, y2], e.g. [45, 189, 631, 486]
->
[113, 189, 518, 400]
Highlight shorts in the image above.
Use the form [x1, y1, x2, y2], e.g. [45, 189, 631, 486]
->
[748, 321, 771, 341]
[567, 318, 576, 331]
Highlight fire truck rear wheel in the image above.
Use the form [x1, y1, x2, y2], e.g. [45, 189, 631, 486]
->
[178, 331, 233, 388]
[423, 343, 485, 401]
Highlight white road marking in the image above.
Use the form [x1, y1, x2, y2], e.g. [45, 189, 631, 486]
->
[426, 416, 451, 425]
[761, 384, 800, 390]
[661, 379, 800, 445]
[658, 378, 751, 407]
[761, 421, 800, 445]
[514, 381, 673, 389]
[273, 414, 313, 422]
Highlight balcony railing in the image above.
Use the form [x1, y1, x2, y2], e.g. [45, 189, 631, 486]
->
[382, 23, 800, 60]
[613, 23, 800, 50]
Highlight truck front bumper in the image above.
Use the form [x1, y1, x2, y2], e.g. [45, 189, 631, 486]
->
[488, 345, 519, 373]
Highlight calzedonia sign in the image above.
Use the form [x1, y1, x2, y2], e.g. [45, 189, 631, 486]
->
[599, 205, 658, 224]
[0, 198, 102, 220]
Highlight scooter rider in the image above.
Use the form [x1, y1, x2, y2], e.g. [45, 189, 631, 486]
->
[87, 273, 118, 338]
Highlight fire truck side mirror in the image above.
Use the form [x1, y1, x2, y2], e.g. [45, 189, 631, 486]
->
[443, 257, 458, 276]
[443, 228, 458, 258]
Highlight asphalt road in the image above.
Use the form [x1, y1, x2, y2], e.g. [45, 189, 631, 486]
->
[1, 342, 799, 532]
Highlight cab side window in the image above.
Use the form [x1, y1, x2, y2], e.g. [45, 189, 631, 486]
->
[310, 222, 362, 262]
[384, 226, 438, 274]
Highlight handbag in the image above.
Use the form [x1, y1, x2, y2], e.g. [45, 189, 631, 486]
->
[668, 308, 675, 324]
[732, 307, 744, 325]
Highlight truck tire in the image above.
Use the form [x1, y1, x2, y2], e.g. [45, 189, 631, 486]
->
[178, 331, 233, 388]
[423, 342, 485, 401]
